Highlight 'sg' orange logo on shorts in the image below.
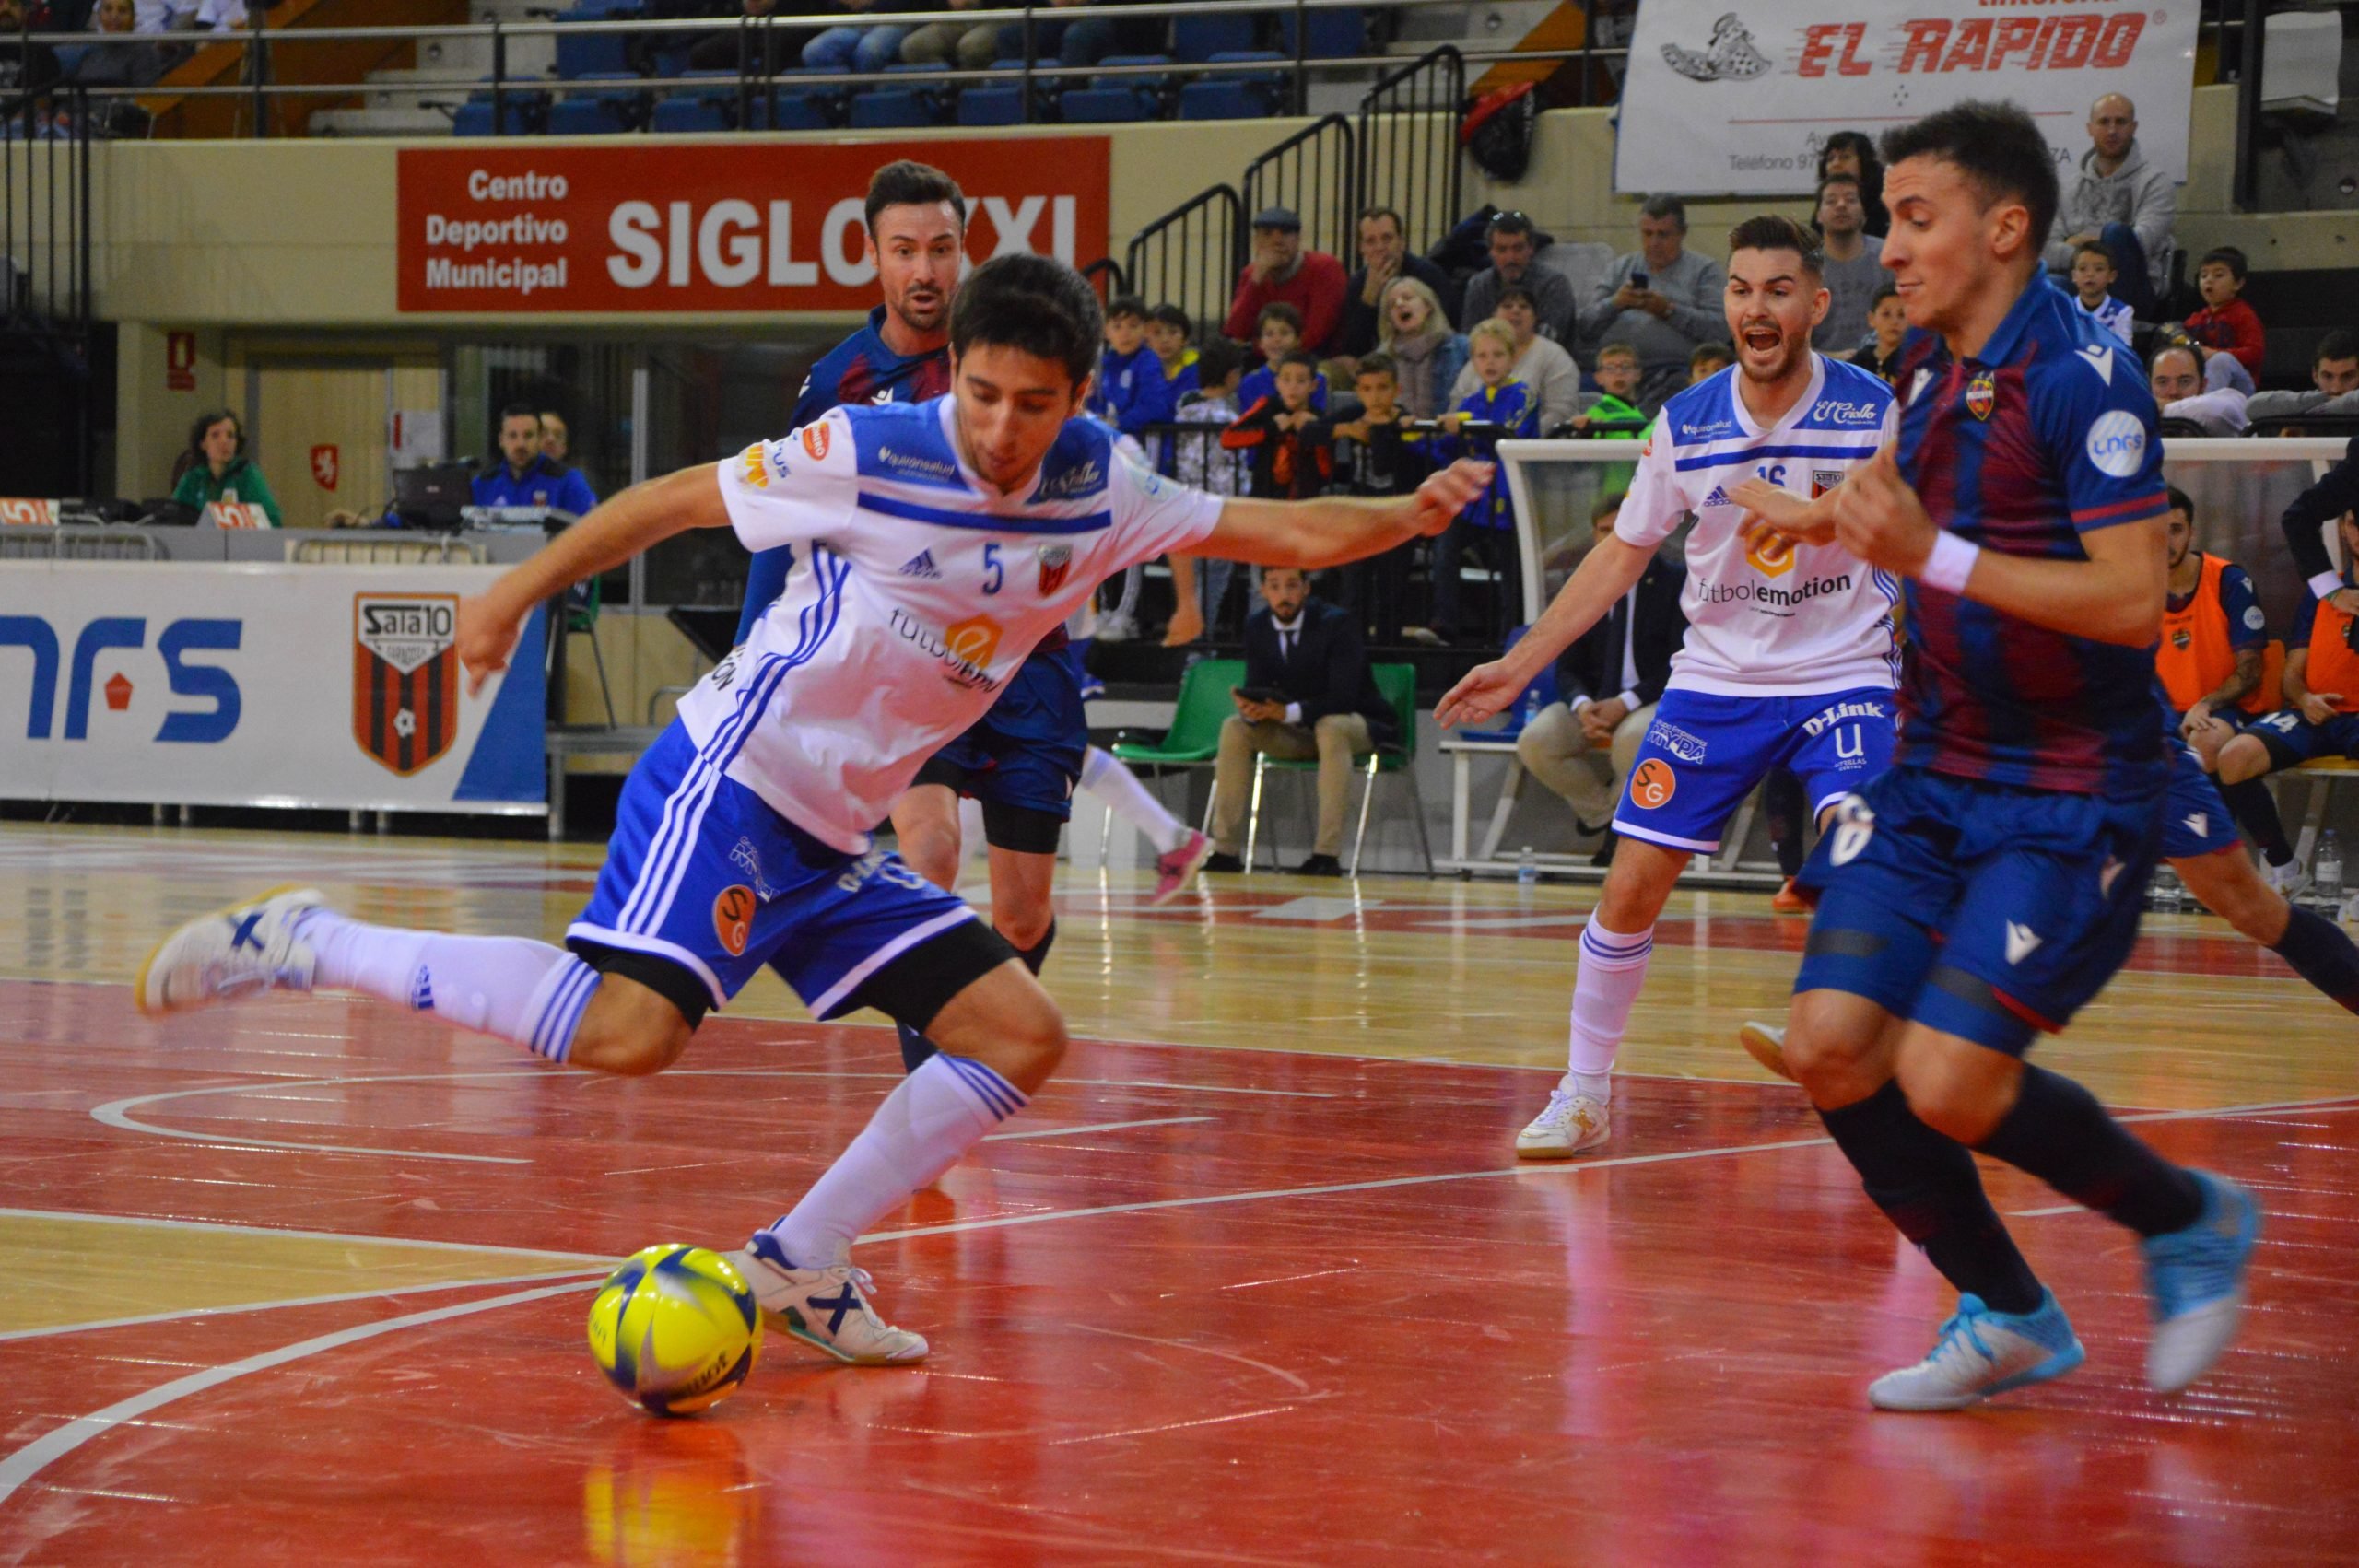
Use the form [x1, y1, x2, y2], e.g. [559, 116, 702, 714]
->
[800, 421, 831, 462]
[712, 885, 757, 957]
[1630, 758, 1678, 810]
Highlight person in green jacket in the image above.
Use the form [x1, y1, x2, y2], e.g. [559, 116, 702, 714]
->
[171, 409, 283, 527]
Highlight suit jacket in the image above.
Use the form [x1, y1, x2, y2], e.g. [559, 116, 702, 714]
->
[1553, 554, 1686, 709]
[1244, 597, 1395, 743]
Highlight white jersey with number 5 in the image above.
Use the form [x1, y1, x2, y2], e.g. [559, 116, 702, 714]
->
[682, 398, 1222, 854]
[1616, 352, 1900, 696]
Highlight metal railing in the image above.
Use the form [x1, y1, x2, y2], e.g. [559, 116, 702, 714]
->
[1356, 45, 1462, 258]
[1125, 183, 1245, 345]
[1241, 114, 1357, 271]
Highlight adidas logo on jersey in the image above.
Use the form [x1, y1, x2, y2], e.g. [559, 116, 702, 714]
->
[1699, 486, 1734, 509]
[898, 550, 943, 579]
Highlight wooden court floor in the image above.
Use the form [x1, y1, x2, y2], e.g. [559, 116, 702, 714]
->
[0, 823, 2353, 1565]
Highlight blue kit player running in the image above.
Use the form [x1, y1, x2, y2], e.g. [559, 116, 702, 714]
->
[1440, 215, 1903, 1160]
[1765, 102, 2258, 1411]
[136, 254, 1494, 1373]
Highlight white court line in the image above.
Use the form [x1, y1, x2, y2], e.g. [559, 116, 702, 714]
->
[0, 1207, 604, 1263]
[89, 1070, 553, 1165]
[986, 1117, 1215, 1142]
[0, 1268, 608, 1345]
[0, 1281, 591, 1510]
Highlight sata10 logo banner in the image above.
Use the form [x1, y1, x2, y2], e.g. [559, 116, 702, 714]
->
[396, 136, 1110, 313]
[0, 561, 546, 813]
[1615, 1, 2198, 196]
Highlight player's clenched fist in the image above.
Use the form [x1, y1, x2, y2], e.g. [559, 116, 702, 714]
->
[1830, 446, 1939, 578]
[1410, 460, 1496, 536]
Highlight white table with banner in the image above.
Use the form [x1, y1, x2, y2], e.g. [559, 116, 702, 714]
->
[0, 557, 547, 819]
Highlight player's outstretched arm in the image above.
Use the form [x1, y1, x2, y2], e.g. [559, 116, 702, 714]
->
[1435, 530, 1654, 729]
[1832, 448, 2167, 647]
[1198, 459, 1494, 570]
[456, 463, 730, 693]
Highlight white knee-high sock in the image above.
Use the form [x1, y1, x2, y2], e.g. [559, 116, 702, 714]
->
[1567, 918, 1655, 1104]
[757, 1053, 1027, 1268]
[1081, 744, 1187, 854]
[295, 910, 596, 1063]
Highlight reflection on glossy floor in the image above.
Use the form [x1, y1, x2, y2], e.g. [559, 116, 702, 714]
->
[0, 824, 2354, 1565]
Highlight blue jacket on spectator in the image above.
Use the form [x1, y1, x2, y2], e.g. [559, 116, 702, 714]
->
[472, 455, 596, 517]
[1438, 380, 1538, 530]
[1094, 343, 1176, 436]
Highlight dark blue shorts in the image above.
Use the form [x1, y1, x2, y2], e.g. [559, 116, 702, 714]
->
[1794, 766, 2162, 1055]
[2163, 731, 2244, 860]
[912, 649, 1087, 830]
[2244, 707, 2359, 770]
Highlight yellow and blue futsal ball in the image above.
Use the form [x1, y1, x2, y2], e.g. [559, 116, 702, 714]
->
[587, 1245, 762, 1416]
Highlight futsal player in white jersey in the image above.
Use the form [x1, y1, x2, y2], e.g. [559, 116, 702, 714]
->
[140, 256, 1491, 1367]
[1438, 216, 1902, 1157]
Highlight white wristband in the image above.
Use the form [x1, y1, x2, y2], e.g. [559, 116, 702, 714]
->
[1919, 532, 1980, 595]
[2310, 570, 2345, 601]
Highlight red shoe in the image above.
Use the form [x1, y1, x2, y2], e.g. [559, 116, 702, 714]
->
[1770, 877, 1808, 915]
[1152, 830, 1214, 906]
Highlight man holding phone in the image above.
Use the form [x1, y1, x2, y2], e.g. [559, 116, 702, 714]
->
[1578, 195, 1729, 411]
[1202, 566, 1398, 876]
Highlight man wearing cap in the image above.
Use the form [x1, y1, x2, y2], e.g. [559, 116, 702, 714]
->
[1224, 205, 1351, 356]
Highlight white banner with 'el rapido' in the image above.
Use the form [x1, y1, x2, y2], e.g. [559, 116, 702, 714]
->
[1615, 0, 2199, 196]
[0, 561, 547, 813]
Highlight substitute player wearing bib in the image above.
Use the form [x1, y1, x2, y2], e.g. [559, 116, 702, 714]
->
[1439, 215, 1900, 1160]
[1762, 103, 2256, 1411]
[139, 256, 1494, 1372]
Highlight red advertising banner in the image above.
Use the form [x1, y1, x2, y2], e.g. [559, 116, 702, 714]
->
[395, 137, 1110, 314]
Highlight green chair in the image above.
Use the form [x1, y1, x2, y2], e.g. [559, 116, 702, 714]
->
[1108, 657, 1244, 837]
[1246, 662, 1433, 877]
[557, 575, 618, 728]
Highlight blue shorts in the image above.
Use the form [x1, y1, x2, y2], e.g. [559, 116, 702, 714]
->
[2163, 732, 2243, 860]
[1794, 766, 2162, 1055]
[2244, 707, 2359, 769]
[569, 724, 990, 1018]
[1612, 686, 1899, 853]
[912, 648, 1087, 826]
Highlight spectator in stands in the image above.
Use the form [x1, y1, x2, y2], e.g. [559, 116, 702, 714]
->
[65, 0, 164, 88]
[2045, 91, 2175, 317]
[2152, 343, 2248, 436]
[900, 0, 1003, 71]
[188, 0, 246, 28]
[0, 0, 63, 117]
[2157, 484, 2270, 759]
[474, 404, 597, 515]
[2182, 245, 2265, 387]
[1449, 286, 1579, 433]
[1238, 302, 1329, 414]
[1337, 205, 1456, 361]
[1223, 351, 1332, 501]
[1321, 351, 1430, 641]
[1516, 492, 1685, 860]
[1172, 336, 1250, 638]
[1201, 565, 1396, 877]
[538, 409, 573, 467]
[2249, 330, 2359, 423]
[1854, 281, 1905, 383]
[1579, 196, 1729, 411]
[171, 409, 282, 528]
[2068, 241, 2135, 345]
[1459, 213, 1575, 346]
[1815, 132, 1886, 237]
[1144, 304, 1197, 399]
[1426, 318, 1540, 644]
[1224, 206, 1349, 356]
[1092, 295, 1175, 436]
[803, 0, 925, 75]
[1811, 173, 1883, 353]
[1688, 342, 1733, 382]
[1013, 0, 1166, 69]
[1567, 342, 1648, 435]
[685, 1, 828, 76]
[1376, 275, 1466, 422]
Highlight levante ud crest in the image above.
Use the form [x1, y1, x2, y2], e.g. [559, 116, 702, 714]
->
[353, 593, 461, 775]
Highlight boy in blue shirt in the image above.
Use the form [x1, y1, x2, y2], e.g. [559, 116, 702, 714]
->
[1093, 295, 1175, 436]
[1426, 319, 1539, 642]
[1146, 304, 1200, 402]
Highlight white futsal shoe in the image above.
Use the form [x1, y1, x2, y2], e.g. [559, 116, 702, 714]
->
[2262, 856, 2311, 902]
[135, 885, 326, 1017]
[1737, 1021, 1795, 1082]
[728, 1242, 929, 1366]
[1515, 1082, 1610, 1159]
[1868, 1291, 2086, 1411]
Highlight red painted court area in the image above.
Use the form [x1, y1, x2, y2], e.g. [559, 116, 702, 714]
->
[1, 980, 2356, 1565]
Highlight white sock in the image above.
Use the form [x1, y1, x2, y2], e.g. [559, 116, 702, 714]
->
[757, 1053, 1026, 1268]
[1081, 745, 1188, 855]
[297, 910, 595, 1063]
[1567, 918, 1655, 1105]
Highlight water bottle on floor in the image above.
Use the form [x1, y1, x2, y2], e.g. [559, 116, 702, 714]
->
[2318, 831, 2343, 911]
[2152, 867, 2183, 915]
[1518, 846, 1539, 888]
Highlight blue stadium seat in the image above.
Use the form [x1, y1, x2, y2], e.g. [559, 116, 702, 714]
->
[547, 95, 630, 135]
[1173, 13, 1259, 62]
[957, 84, 1026, 126]
[1060, 85, 1153, 123]
[1279, 6, 1366, 58]
[746, 91, 832, 131]
[1179, 79, 1268, 121]
[651, 95, 729, 133]
[452, 99, 498, 136]
[554, 2, 641, 78]
[849, 88, 943, 128]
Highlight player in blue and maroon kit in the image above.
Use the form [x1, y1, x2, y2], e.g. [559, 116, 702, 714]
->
[1754, 102, 2259, 1412]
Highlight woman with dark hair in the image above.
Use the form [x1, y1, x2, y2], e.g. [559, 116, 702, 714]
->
[1816, 131, 1887, 238]
[171, 409, 283, 527]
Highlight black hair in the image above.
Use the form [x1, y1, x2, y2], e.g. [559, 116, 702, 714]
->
[1355, 351, 1398, 381]
[948, 252, 1104, 386]
[185, 408, 243, 459]
[2072, 240, 2117, 268]
[1192, 336, 1245, 386]
[1358, 205, 1405, 234]
[1688, 341, 1733, 369]
[2165, 484, 2196, 520]
[1638, 194, 1687, 229]
[864, 159, 967, 232]
[498, 402, 541, 428]
[1591, 491, 1627, 523]
[1818, 132, 1884, 183]
[1106, 294, 1148, 322]
[2201, 245, 2248, 283]
[1726, 213, 1824, 278]
[1487, 210, 1536, 240]
[1878, 100, 2060, 253]
[1148, 302, 1191, 333]
[1277, 349, 1320, 374]
[2317, 329, 2359, 366]
[1815, 171, 1862, 198]
[1256, 300, 1304, 333]
[1496, 285, 1539, 311]
[1869, 279, 1901, 308]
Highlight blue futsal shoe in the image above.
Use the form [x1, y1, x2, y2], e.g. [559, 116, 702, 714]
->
[2142, 1170, 2260, 1394]
[1868, 1291, 2086, 1411]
